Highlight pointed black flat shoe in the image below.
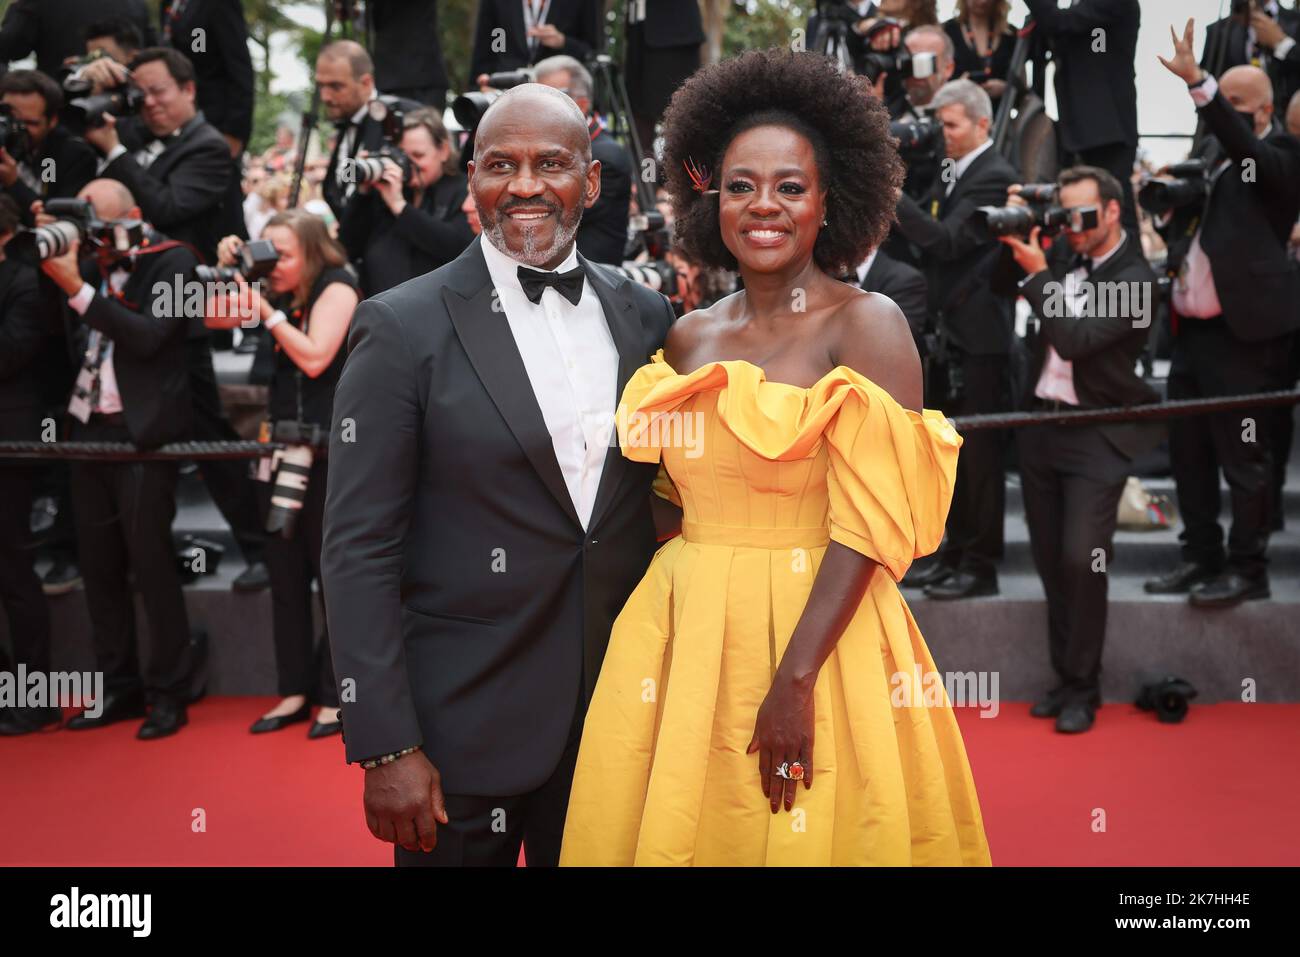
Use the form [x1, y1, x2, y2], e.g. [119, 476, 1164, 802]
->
[250, 702, 312, 734]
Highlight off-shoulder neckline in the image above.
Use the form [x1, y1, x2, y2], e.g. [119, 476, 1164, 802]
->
[647, 348, 886, 396]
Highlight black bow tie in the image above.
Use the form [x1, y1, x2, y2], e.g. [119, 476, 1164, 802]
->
[1070, 254, 1094, 276]
[517, 264, 585, 306]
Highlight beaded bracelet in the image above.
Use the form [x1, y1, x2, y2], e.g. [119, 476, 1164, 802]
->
[359, 745, 419, 770]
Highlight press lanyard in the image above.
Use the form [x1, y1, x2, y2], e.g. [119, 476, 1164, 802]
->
[524, 0, 553, 56]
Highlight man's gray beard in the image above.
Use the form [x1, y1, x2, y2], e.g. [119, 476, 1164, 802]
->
[483, 204, 583, 267]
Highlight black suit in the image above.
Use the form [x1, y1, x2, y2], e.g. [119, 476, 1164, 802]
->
[369, 0, 450, 106]
[1009, 234, 1160, 705]
[322, 95, 422, 223]
[1161, 89, 1300, 578]
[322, 236, 673, 865]
[894, 143, 1019, 578]
[1025, 0, 1140, 230]
[626, 0, 704, 153]
[1201, 6, 1300, 117]
[64, 240, 194, 705]
[469, 0, 603, 86]
[102, 112, 232, 265]
[0, 258, 51, 680]
[858, 248, 929, 344]
[159, 0, 253, 147]
[3, 126, 97, 226]
[579, 124, 632, 265]
[0, 0, 151, 81]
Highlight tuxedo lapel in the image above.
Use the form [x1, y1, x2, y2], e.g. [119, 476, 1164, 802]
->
[580, 253, 642, 533]
[442, 238, 583, 529]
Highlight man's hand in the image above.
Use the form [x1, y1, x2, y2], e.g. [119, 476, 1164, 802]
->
[80, 57, 130, 94]
[84, 114, 121, 156]
[222, 133, 244, 159]
[980, 77, 1008, 99]
[1158, 18, 1205, 85]
[1250, 10, 1287, 50]
[363, 749, 448, 853]
[529, 23, 566, 50]
[0, 148, 17, 188]
[40, 241, 85, 296]
[30, 200, 53, 227]
[998, 225, 1049, 275]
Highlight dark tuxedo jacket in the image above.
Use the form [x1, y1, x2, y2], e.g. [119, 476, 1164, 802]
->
[643, 0, 706, 48]
[103, 112, 231, 265]
[67, 239, 195, 449]
[1025, 0, 1139, 153]
[1163, 90, 1300, 342]
[894, 143, 1019, 355]
[859, 248, 928, 342]
[1202, 7, 1300, 116]
[1009, 234, 1161, 460]
[0, 0, 151, 81]
[469, 0, 603, 85]
[0, 258, 43, 440]
[159, 0, 254, 146]
[3, 125, 97, 227]
[322, 94, 423, 222]
[322, 236, 674, 795]
[578, 125, 632, 265]
[370, 0, 450, 95]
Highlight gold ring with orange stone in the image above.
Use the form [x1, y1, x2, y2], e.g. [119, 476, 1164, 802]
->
[774, 761, 805, 781]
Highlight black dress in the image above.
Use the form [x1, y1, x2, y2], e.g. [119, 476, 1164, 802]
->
[943, 17, 1018, 102]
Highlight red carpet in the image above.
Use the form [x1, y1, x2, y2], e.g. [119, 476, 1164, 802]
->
[1, 698, 1297, 866]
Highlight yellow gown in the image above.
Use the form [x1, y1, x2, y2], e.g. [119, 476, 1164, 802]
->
[559, 350, 992, 866]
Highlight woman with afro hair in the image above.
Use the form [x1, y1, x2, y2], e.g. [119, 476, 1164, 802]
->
[559, 48, 991, 866]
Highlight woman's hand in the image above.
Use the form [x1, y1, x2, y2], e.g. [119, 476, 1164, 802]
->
[216, 235, 243, 268]
[375, 158, 407, 216]
[980, 77, 1007, 99]
[747, 673, 815, 813]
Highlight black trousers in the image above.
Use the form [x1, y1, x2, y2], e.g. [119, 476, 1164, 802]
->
[1071, 141, 1138, 235]
[394, 685, 585, 867]
[188, 337, 266, 565]
[1018, 422, 1130, 703]
[1167, 318, 1293, 577]
[939, 352, 1008, 577]
[69, 418, 191, 702]
[0, 462, 51, 675]
[256, 454, 336, 706]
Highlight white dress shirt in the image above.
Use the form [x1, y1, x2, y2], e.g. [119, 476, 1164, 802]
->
[945, 139, 994, 197]
[854, 248, 879, 287]
[67, 274, 127, 415]
[1032, 230, 1128, 406]
[480, 236, 619, 531]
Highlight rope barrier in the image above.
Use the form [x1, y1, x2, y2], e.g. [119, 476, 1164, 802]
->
[1, 389, 1298, 459]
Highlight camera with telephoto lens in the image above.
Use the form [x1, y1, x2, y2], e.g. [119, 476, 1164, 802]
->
[194, 239, 280, 283]
[8, 197, 144, 265]
[60, 49, 115, 98]
[347, 99, 412, 186]
[889, 115, 942, 154]
[1135, 674, 1197, 724]
[859, 19, 938, 83]
[1137, 159, 1209, 217]
[0, 103, 32, 162]
[66, 83, 145, 132]
[974, 183, 1100, 239]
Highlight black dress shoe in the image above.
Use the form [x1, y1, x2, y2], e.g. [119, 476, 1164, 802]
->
[924, 570, 998, 600]
[137, 700, 188, 740]
[1029, 687, 1067, 718]
[307, 718, 343, 739]
[900, 561, 955, 590]
[231, 561, 271, 593]
[65, 690, 146, 730]
[41, 559, 82, 597]
[1143, 562, 1220, 595]
[250, 702, 311, 734]
[1188, 572, 1270, 608]
[1055, 701, 1096, 733]
[0, 706, 62, 735]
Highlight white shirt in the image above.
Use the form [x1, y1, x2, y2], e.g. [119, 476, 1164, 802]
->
[854, 248, 879, 287]
[67, 274, 127, 414]
[480, 236, 619, 531]
[945, 139, 994, 197]
[334, 91, 379, 203]
[1032, 230, 1128, 406]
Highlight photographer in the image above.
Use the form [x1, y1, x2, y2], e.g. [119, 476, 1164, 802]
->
[316, 40, 420, 222]
[36, 179, 195, 739]
[943, 0, 1019, 107]
[0, 71, 97, 223]
[892, 78, 1018, 600]
[1143, 24, 1300, 608]
[535, 55, 632, 265]
[1202, 0, 1300, 116]
[338, 107, 473, 295]
[469, 0, 602, 88]
[206, 212, 360, 739]
[1024, 0, 1140, 232]
[83, 17, 143, 66]
[994, 166, 1160, 733]
[0, 194, 56, 736]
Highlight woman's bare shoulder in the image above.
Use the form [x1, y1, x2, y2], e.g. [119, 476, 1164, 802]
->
[664, 292, 742, 364]
[834, 289, 922, 411]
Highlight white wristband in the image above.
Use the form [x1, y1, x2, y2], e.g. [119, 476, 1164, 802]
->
[264, 309, 287, 331]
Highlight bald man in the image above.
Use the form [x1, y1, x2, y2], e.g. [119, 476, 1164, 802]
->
[1149, 26, 1300, 608]
[37, 178, 199, 738]
[315, 40, 421, 220]
[322, 84, 675, 866]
